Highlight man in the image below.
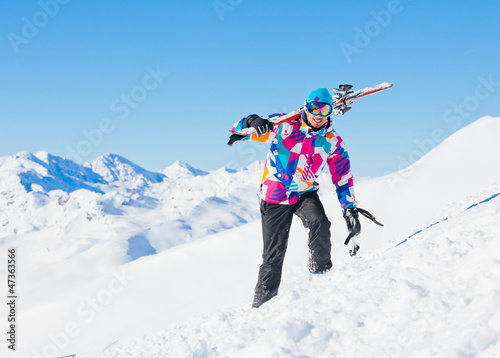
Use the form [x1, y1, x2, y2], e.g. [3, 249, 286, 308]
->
[231, 88, 361, 308]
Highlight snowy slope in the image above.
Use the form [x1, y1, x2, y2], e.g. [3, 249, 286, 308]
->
[0, 116, 499, 358]
[99, 185, 500, 358]
[0, 153, 262, 358]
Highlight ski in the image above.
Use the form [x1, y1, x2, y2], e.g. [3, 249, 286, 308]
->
[331, 82, 393, 115]
[227, 82, 393, 146]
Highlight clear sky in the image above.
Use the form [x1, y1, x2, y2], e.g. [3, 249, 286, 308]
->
[1, 0, 499, 177]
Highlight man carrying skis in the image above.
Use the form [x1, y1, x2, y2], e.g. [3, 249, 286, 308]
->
[230, 88, 362, 308]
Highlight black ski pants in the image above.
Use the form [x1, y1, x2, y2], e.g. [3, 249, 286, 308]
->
[255, 191, 332, 297]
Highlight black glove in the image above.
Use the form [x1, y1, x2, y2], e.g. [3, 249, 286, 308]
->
[343, 208, 361, 244]
[343, 207, 384, 246]
[244, 114, 273, 136]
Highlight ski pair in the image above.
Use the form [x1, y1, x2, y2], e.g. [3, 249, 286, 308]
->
[227, 82, 393, 146]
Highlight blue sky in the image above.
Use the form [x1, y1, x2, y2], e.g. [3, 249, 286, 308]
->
[1, 0, 499, 177]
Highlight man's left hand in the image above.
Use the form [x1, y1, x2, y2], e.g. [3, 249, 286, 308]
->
[343, 207, 361, 238]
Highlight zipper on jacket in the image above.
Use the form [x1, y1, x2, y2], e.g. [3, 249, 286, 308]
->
[305, 150, 313, 180]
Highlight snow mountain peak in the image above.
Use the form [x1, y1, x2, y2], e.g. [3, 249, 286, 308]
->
[86, 153, 166, 187]
[0, 150, 106, 194]
[160, 160, 208, 179]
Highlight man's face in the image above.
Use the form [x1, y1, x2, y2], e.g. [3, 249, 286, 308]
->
[305, 109, 329, 130]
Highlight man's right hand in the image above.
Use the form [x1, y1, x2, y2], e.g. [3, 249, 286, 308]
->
[244, 114, 274, 136]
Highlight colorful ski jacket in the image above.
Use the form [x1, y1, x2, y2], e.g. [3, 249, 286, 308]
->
[232, 112, 357, 210]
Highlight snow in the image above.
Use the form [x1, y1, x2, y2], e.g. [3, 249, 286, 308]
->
[99, 194, 500, 357]
[160, 160, 209, 179]
[1, 116, 500, 358]
[86, 153, 166, 187]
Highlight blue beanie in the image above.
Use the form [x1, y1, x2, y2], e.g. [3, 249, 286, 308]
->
[307, 88, 332, 104]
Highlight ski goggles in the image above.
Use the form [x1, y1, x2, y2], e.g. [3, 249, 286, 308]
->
[306, 101, 333, 116]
